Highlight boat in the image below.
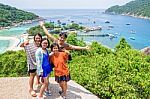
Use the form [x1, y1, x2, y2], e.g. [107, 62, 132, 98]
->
[126, 23, 131, 25]
[115, 33, 118, 35]
[108, 33, 117, 39]
[57, 20, 61, 24]
[71, 21, 74, 23]
[108, 25, 114, 28]
[129, 37, 135, 40]
[130, 30, 136, 34]
[5, 26, 11, 29]
[105, 20, 110, 23]
[62, 23, 66, 25]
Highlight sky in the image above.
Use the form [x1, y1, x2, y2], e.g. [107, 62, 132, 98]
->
[0, 0, 133, 9]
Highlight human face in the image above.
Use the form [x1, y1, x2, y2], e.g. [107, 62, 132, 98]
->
[58, 36, 66, 44]
[35, 35, 42, 46]
[41, 40, 48, 49]
[52, 46, 59, 53]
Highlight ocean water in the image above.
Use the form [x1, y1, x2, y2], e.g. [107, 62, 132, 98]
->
[0, 40, 10, 53]
[0, 22, 39, 36]
[0, 22, 39, 53]
[0, 9, 150, 53]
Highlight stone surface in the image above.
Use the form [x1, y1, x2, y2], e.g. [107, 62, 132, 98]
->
[0, 77, 99, 99]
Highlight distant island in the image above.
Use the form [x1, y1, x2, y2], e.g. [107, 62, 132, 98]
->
[105, 0, 150, 19]
[0, 3, 40, 30]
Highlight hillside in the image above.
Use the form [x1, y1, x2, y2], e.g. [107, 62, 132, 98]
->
[0, 3, 39, 27]
[0, 34, 150, 98]
[105, 0, 150, 18]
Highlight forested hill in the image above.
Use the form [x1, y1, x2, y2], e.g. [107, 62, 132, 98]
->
[105, 0, 150, 18]
[0, 3, 39, 27]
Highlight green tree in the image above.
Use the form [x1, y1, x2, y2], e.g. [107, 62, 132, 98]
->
[115, 38, 131, 52]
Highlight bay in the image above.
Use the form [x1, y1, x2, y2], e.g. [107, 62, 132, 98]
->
[0, 9, 150, 53]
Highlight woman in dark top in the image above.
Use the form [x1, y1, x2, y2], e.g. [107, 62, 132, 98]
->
[40, 21, 89, 51]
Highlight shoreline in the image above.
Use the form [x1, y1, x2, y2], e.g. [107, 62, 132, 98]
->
[0, 18, 43, 31]
[121, 13, 150, 20]
[0, 36, 24, 53]
[105, 12, 150, 20]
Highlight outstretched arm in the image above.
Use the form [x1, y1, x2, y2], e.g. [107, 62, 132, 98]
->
[68, 45, 89, 50]
[40, 21, 57, 42]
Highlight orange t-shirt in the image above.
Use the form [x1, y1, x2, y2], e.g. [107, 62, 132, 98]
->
[50, 52, 69, 76]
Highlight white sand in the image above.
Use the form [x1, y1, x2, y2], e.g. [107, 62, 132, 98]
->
[0, 36, 24, 52]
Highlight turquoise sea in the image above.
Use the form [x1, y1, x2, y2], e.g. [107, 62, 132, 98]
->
[0, 9, 150, 53]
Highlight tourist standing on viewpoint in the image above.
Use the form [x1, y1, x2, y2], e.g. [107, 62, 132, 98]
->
[20, 33, 42, 97]
[35, 38, 53, 99]
[50, 43, 71, 99]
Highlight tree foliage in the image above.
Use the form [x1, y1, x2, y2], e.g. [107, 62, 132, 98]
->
[28, 23, 84, 36]
[0, 50, 27, 77]
[0, 3, 39, 27]
[105, 0, 150, 18]
[115, 38, 131, 52]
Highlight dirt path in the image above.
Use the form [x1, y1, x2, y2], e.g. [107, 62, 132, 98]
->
[0, 77, 99, 99]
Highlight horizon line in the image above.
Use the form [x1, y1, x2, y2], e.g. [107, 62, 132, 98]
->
[24, 8, 107, 10]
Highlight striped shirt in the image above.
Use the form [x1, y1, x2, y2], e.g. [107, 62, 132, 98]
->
[24, 43, 38, 70]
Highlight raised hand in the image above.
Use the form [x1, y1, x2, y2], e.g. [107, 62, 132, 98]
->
[39, 21, 45, 27]
[85, 45, 90, 50]
[24, 41, 29, 46]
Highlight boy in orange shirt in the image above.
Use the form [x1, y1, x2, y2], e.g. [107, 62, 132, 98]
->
[50, 43, 70, 99]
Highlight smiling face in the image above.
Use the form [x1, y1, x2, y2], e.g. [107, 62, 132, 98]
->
[58, 33, 67, 44]
[41, 39, 48, 49]
[52, 45, 59, 53]
[34, 34, 42, 46]
[51, 43, 59, 53]
[58, 36, 66, 44]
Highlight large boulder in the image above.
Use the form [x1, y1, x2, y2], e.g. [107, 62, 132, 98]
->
[141, 46, 150, 55]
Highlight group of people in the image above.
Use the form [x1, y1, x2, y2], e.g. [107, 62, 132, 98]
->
[20, 21, 89, 99]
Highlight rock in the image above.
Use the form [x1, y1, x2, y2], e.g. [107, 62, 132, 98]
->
[141, 46, 150, 55]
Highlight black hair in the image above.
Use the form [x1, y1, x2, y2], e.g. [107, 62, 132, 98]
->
[40, 38, 50, 48]
[59, 32, 67, 39]
[50, 43, 59, 51]
[34, 33, 42, 42]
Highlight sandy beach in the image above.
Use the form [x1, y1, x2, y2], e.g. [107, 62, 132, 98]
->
[0, 36, 25, 52]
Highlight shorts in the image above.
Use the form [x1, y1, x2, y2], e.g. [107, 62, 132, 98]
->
[28, 64, 36, 74]
[55, 74, 71, 83]
[28, 69, 36, 74]
[68, 54, 72, 61]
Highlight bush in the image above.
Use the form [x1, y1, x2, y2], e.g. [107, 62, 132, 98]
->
[0, 50, 27, 77]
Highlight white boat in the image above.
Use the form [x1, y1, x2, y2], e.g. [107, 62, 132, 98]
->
[130, 30, 136, 34]
[108, 33, 117, 39]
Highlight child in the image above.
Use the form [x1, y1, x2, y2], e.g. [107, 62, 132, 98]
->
[35, 38, 53, 99]
[50, 43, 70, 99]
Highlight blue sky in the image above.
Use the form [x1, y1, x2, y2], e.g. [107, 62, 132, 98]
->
[0, 0, 133, 9]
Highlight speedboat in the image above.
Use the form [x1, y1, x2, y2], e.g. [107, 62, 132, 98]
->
[105, 20, 110, 23]
[129, 37, 135, 40]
